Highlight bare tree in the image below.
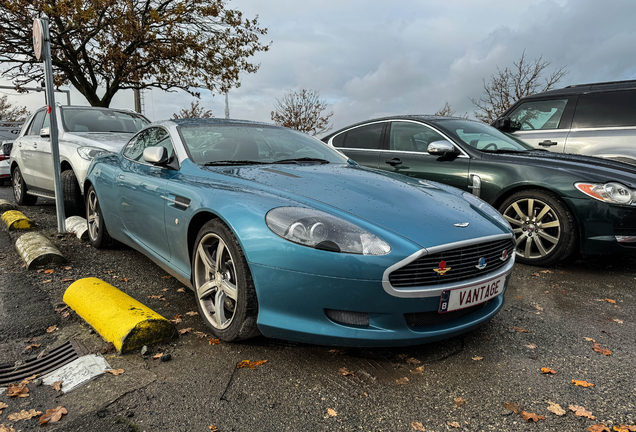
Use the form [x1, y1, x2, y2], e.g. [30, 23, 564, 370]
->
[434, 101, 468, 118]
[471, 52, 567, 123]
[173, 101, 213, 119]
[271, 89, 333, 136]
[0, 94, 29, 121]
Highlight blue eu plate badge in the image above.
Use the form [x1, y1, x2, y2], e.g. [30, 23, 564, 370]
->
[439, 290, 451, 312]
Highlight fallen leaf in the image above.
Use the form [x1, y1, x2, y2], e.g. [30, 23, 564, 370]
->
[327, 408, 337, 417]
[454, 397, 466, 407]
[162, 275, 172, 279]
[237, 360, 267, 369]
[410, 366, 425, 375]
[101, 342, 116, 354]
[177, 288, 186, 293]
[584, 337, 596, 342]
[171, 314, 183, 324]
[587, 424, 610, 432]
[411, 421, 426, 431]
[511, 326, 530, 333]
[148, 295, 165, 300]
[63, 266, 72, 270]
[7, 384, 29, 398]
[107, 369, 124, 376]
[535, 304, 544, 311]
[25, 343, 41, 351]
[19, 374, 38, 385]
[0, 424, 15, 432]
[46, 325, 57, 333]
[503, 402, 523, 414]
[526, 343, 537, 349]
[208, 339, 221, 345]
[513, 295, 523, 299]
[406, 357, 421, 365]
[520, 411, 545, 422]
[120, 277, 130, 282]
[106, 270, 114, 273]
[209, 426, 219, 431]
[62, 278, 74, 282]
[396, 377, 409, 385]
[605, 298, 616, 304]
[0, 401, 7, 410]
[472, 356, 483, 361]
[547, 401, 565, 416]
[569, 404, 595, 420]
[540, 270, 552, 274]
[7, 409, 42, 421]
[153, 353, 163, 360]
[592, 342, 612, 356]
[193, 331, 208, 338]
[185, 311, 198, 316]
[44, 269, 54, 274]
[51, 381, 63, 391]
[40, 406, 67, 424]
[611, 319, 623, 324]
[55, 305, 69, 313]
[339, 367, 354, 376]
[42, 279, 52, 283]
[179, 327, 193, 335]
[541, 367, 556, 374]
[572, 379, 595, 387]
[531, 272, 540, 277]
[613, 425, 636, 432]
[447, 421, 461, 428]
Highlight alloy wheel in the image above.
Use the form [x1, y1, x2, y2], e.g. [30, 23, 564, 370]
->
[87, 189, 100, 241]
[502, 198, 561, 260]
[13, 169, 22, 201]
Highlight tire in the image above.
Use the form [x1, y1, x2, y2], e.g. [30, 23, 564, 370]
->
[192, 219, 260, 342]
[499, 189, 577, 266]
[86, 185, 115, 248]
[12, 165, 38, 206]
[62, 170, 83, 216]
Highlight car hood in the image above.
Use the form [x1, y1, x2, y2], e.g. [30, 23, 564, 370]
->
[61, 132, 133, 152]
[212, 163, 511, 249]
[486, 151, 636, 187]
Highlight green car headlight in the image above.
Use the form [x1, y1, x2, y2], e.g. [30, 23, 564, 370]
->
[266, 207, 391, 255]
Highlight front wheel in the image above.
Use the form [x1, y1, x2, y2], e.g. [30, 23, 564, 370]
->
[192, 220, 260, 342]
[86, 185, 115, 248]
[499, 190, 577, 266]
[62, 170, 83, 216]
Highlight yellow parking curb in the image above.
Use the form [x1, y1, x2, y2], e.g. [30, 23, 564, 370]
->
[64, 278, 177, 353]
[0, 199, 15, 213]
[2, 210, 36, 230]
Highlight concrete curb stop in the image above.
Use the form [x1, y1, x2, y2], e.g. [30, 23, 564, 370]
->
[64, 278, 177, 353]
[2, 210, 36, 230]
[65, 216, 89, 240]
[0, 199, 15, 213]
[15, 231, 68, 270]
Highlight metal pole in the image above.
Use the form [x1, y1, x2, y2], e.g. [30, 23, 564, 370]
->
[133, 88, 141, 113]
[225, 92, 229, 119]
[40, 17, 66, 233]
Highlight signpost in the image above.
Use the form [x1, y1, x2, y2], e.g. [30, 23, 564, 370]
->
[33, 17, 66, 233]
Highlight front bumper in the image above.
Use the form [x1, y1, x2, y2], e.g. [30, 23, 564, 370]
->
[249, 262, 511, 347]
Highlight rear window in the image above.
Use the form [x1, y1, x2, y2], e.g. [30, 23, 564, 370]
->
[572, 90, 636, 128]
[340, 123, 383, 149]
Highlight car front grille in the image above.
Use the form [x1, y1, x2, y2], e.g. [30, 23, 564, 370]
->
[389, 238, 515, 288]
[404, 302, 489, 328]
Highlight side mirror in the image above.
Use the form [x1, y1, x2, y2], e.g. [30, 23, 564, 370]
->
[427, 140, 459, 157]
[40, 127, 50, 138]
[143, 146, 169, 165]
[492, 117, 511, 131]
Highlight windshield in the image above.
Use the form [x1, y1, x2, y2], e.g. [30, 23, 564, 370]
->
[61, 108, 149, 133]
[179, 124, 349, 165]
[437, 119, 534, 152]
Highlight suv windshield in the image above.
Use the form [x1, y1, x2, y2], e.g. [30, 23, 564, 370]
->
[436, 119, 534, 152]
[179, 124, 348, 165]
[61, 108, 149, 133]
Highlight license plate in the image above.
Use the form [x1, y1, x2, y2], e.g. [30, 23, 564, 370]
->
[438, 275, 506, 313]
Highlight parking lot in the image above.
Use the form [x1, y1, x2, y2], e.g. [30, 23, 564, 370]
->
[1, 183, 635, 432]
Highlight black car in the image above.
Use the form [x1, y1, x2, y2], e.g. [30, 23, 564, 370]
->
[323, 115, 636, 266]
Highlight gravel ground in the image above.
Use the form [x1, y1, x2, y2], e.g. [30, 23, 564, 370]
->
[1, 184, 636, 432]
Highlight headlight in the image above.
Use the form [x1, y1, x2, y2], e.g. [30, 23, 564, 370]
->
[77, 147, 109, 160]
[575, 182, 635, 205]
[462, 192, 511, 229]
[266, 207, 391, 255]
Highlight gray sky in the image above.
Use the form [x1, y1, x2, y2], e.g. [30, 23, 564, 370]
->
[3, 0, 636, 133]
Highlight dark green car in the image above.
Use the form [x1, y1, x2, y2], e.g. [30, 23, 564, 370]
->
[322, 116, 636, 266]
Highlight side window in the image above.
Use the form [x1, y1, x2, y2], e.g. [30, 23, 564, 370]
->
[341, 123, 383, 149]
[26, 111, 46, 136]
[331, 132, 345, 148]
[509, 99, 568, 130]
[123, 128, 175, 163]
[42, 113, 50, 129]
[389, 122, 445, 152]
[573, 90, 636, 128]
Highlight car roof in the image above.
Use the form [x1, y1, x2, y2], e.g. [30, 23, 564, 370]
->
[162, 118, 284, 128]
[518, 79, 636, 100]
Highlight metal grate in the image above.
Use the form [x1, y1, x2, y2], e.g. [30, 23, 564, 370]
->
[389, 238, 515, 288]
[404, 302, 488, 328]
[0, 340, 85, 386]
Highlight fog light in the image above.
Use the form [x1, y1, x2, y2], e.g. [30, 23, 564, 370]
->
[325, 309, 369, 326]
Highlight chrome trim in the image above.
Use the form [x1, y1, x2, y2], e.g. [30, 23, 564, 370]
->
[616, 235, 636, 243]
[161, 195, 190, 208]
[468, 174, 482, 198]
[26, 190, 56, 199]
[382, 233, 515, 298]
[380, 149, 470, 159]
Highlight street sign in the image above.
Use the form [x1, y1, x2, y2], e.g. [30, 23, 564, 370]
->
[33, 19, 43, 60]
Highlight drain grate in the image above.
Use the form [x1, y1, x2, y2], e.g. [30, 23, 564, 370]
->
[0, 340, 87, 387]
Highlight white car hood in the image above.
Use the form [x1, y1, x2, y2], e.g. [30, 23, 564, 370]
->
[62, 132, 133, 152]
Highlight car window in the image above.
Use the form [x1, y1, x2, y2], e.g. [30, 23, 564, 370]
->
[389, 121, 445, 152]
[508, 99, 568, 131]
[61, 108, 149, 133]
[123, 127, 175, 162]
[572, 90, 636, 128]
[341, 123, 383, 149]
[437, 119, 533, 152]
[42, 113, 50, 129]
[331, 132, 345, 147]
[25, 111, 46, 136]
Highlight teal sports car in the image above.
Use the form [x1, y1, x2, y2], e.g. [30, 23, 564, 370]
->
[85, 119, 515, 346]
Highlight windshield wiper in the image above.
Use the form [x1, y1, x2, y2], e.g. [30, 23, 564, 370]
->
[273, 157, 330, 164]
[204, 160, 269, 166]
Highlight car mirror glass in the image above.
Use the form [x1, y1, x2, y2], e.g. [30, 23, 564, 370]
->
[143, 146, 168, 165]
[427, 140, 459, 156]
[40, 127, 50, 138]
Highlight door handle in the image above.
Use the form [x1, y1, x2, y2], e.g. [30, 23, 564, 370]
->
[385, 158, 402, 166]
[33, 143, 37, 149]
[539, 140, 557, 147]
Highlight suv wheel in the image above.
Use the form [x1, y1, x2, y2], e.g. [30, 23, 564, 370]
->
[12, 166, 37, 206]
[62, 170, 83, 216]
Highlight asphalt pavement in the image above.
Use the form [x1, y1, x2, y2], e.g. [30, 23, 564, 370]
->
[0, 184, 635, 432]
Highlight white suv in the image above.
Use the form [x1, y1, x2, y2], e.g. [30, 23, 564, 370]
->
[9, 105, 149, 215]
